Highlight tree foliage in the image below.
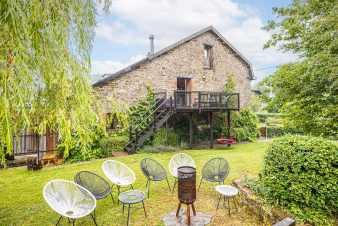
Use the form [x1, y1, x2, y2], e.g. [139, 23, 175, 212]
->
[0, 0, 110, 162]
[224, 73, 236, 93]
[232, 109, 259, 142]
[262, 0, 338, 137]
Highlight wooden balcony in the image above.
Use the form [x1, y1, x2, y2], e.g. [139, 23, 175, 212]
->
[156, 91, 240, 112]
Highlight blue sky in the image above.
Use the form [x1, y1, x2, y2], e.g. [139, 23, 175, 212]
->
[91, 0, 295, 84]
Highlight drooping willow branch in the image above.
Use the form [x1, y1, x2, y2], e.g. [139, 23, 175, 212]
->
[0, 0, 110, 163]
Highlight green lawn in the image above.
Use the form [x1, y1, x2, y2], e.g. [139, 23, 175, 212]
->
[0, 141, 269, 226]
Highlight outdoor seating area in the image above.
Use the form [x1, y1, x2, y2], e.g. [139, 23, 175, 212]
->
[1, 142, 304, 226]
[42, 152, 245, 226]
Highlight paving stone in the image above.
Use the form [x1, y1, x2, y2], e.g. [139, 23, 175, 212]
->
[162, 209, 212, 226]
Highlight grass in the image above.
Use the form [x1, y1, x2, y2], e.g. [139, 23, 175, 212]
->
[0, 141, 269, 226]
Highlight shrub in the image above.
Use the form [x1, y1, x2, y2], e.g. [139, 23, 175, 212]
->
[141, 145, 180, 153]
[153, 128, 179, 146]
[232, 109, 259, 142]
[259, 135, 338, 225]
[99, 134, 128, 152]
[59, 125, 108, 163]
[260, 126, 303, 138]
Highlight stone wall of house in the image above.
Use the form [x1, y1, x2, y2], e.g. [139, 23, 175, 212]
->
[94, 31, 252, 113]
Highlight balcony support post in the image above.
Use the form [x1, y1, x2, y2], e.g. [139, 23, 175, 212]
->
[189, 112, 193, 148]
[227, 110, 231, 137]
[209, 112, 213, 148]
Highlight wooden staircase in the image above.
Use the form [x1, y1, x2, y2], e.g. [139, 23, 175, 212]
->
[124, 97, 174, 153]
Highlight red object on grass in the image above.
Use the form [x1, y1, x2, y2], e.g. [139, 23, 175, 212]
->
[216, 136, 237, 145]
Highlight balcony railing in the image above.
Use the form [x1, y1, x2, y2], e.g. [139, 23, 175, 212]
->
[173, 91, 240, 110]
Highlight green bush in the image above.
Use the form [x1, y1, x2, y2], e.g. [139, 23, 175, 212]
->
[263, 126, 302, 137]
[259, 135, 338, 225]
[99, 134, 128, 153]
[153, 128, 179, 146]
[232, 109, 259, 142]
[140, 145, 180, 153]
[59, 126, 108, 163]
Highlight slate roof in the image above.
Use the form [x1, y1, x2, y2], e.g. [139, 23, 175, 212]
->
[93, 26, 254, 87]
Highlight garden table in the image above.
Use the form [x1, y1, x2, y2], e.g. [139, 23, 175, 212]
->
[119, 190, 147, 226]
[215, 185, 239, 216]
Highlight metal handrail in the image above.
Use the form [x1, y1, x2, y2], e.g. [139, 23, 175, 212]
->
[129, 97, 171, 139]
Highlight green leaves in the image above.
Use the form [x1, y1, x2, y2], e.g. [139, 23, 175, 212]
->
[0, 0, 109, 162]
[232, 109, 259, 142]
[129, 86, 156, 131]
[260, 0, 338, 138]
[259, 135, 338, 225]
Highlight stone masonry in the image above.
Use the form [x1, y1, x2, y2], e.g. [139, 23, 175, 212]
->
[94, 30, 252, 113]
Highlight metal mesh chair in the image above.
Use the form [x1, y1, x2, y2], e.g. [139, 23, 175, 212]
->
[140, 158, 171, 198]
[169, 153, 196, 192]
[74, 171, 114, 203]
[198, 157, 229, 191]
[43, 179, 97, 226]
[102, 160, 136, 195]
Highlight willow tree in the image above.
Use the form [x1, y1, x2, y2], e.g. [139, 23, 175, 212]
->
[0, 0, 110, 163]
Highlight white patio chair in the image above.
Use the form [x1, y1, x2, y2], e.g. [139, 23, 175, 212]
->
[102, 160, 136, 195]
[169, 153, 196, 191]
[43, 179, 97, 226]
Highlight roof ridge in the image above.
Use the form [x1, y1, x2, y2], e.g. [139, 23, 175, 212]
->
[93, 26, 253, 86]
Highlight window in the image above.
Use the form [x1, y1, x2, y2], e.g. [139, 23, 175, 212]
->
[203, 44, 213, 69]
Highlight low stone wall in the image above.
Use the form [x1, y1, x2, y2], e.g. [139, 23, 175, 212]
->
[233, 178, 296, 225]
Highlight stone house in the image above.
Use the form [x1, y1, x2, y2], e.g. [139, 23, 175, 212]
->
[93, 26, 254, 113]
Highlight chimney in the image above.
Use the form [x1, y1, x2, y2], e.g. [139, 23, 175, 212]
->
[148, 34, 154, 56]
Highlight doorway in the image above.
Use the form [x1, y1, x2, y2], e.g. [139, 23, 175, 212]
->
[177, 77, 191, 91]
[176, 78, 192, 107]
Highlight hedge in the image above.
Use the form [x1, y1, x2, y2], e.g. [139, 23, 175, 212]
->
[259, 135, 338, 225]
[260, 126, 302, 138]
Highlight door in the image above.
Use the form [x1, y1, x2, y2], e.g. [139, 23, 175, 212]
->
[176, 78, 191, 107]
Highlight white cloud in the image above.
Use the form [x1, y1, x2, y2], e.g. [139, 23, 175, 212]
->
[91, 54, 145, 82]
[95, 0, 296, 82]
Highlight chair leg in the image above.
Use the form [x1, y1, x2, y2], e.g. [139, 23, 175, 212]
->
[146, 180, 151, 198]
[233, 197, 238, 212]
[142, 201, 147, 218]
[56, 216, 62, 226]
[216, 194, 222, 210]
[127, 204, 131, 226]
[198, 178, 203, 191]
[72, 219, 76, 226]
[122, 203, 125, 214]
[166, 178, 171, 191]
[227, 198, 231, 216]
[110, 192, 115, 205]
[172, 179, 177, 193]
[117, 185, 121, 204]
[130, 184, 134, 190]
[90, 213, 98, 226]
